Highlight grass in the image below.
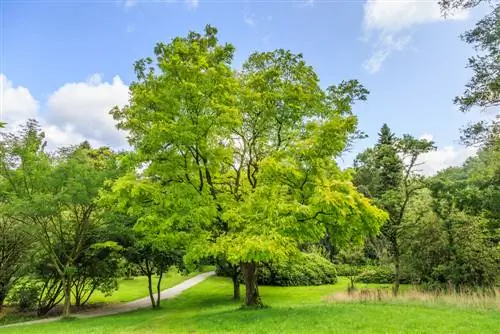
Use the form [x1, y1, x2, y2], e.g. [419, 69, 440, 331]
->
[0, 267, 213, 325]
[88, 269, 202, 304]
[1, 276, 498, 333]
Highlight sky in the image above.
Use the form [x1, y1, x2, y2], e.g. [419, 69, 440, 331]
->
[0, 0, 492, 175]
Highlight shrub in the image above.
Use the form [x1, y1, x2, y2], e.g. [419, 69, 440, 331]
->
[258, 252, 337, 287]
[356, 265, 411, 284]
[216, 253, 337, 286]
[7, 281, 40, 312]
[335, 263, 363, 277]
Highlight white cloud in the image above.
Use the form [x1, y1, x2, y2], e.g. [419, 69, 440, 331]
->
[417, 145, 477, 176]
[243, 9, 256, 27]
[0, 74, 39, 129]
[362, 0, 469, 73]
[46, 74, 129, 149]
[419, 133, 434, 141]
[363, 34, 411, 74]
[0, 73, 129, 151]
[185, 0, 199, 10]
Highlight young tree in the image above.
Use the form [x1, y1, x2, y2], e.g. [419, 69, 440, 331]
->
[0, 213, 33, 310]
[0, 122, 123, 316]
[111, 26, 387, 307]
[100, 174, 187, 309]
[354, 124, 435, 294]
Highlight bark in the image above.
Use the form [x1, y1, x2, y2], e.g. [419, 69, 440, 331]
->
[147, 273, 156, 308]
[241, 262, 262, 307]
[231, 274, 241, 300]
[393, 251, 400, 296]
[0, 287, 6, 311]
[62, 278, 72, 317]
[156, 271, 163, 308]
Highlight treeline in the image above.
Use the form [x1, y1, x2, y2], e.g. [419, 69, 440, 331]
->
[0, 121, 187, 316]
[339, 124, 499, 294]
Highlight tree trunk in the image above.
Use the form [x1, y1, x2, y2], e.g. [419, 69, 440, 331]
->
[147, 273, 156, 308]
[0, 287, 5, 311]
[62, 278, 72, 317]
[393, 252, 400, 296]
[156, 271, 163, 308]
[241, 262, 262, 307]
[232, 274, 240, 300]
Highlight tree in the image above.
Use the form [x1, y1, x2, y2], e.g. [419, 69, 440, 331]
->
[0, 122, 123, 316]
[72, 239, 123, 307]
[100, 174, 187, 309]
[111, 26, 387, 307]
[0, 213, 33, 310]
[440, 0, 499, 112]
[354, 124, 435, 294]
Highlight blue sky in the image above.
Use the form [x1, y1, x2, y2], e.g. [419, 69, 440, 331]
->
[1, 0, 488, 174]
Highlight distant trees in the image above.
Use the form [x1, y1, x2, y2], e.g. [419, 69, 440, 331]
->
[352, 123, 498, 292]
[0, 121, 125, 316]
[354, 124, 435, 294]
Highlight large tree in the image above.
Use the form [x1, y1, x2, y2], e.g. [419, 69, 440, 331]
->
[354, 124, 435, 294]
[111, 25, 387, 307]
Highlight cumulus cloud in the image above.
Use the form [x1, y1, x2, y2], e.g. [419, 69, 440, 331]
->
[362, 0, 469, 73]
[46, 74, 129, 149]
[417, 145, 477, 176]
[0, 74, 39, 129]
[0, 73, 129, 151]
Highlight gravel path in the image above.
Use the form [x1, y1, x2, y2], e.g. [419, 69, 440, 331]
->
[1, 271, 215, 328]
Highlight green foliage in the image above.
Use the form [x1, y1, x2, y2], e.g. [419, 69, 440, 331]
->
[356, 266, 410, 285]
[7, 281, 40, 312]
[440, 0, 499, 112]
[354, 124, 435, 293]
[110, 25, 387, 306]
[257, 253, 337, 287]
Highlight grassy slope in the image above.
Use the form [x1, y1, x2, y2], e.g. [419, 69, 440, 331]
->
[2, 276, 498, 334]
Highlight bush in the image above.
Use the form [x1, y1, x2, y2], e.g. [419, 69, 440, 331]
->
[7, 281, 40, 312]
[356, 265, 411, 284]
[335, 264, 363, 277]
[258, 252, 337, 286]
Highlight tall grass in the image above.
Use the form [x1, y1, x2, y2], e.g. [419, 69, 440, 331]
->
[324, 287, 499, 310]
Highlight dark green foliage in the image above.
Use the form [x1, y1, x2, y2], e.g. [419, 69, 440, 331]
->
[216, 253, 337, 287]
[7, 281, 39, 312]
[440, 0, 499, 112]
[334, 264, 363, 277]
[356, 266, 410, 284]
[258, 253, 337, 287]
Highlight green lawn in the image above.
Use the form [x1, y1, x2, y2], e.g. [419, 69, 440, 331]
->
[88, 270, 201, 304]
[2, 276, 497, 333]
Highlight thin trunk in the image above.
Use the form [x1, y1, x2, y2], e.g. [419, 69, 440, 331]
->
[241, 262, 262, 307]
[393, 252, 400, 296]
[62, 278, 72, 317]
[156, 271, 163, 308]
[0, 287, 5, 311]
[232, 274, 241, 300]
[147, 273, 156, 308]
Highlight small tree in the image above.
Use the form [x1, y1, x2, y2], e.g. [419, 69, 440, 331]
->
[354, 124, 435, 295]
[0, 122, 124, 316]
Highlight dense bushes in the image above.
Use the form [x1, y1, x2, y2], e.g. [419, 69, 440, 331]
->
[217, 253, 337, 287]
